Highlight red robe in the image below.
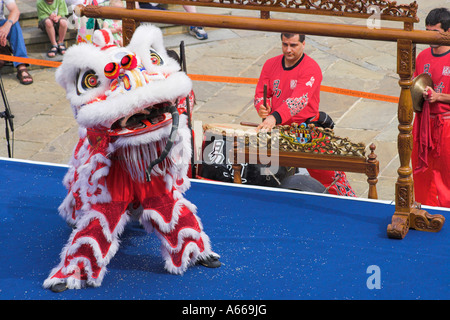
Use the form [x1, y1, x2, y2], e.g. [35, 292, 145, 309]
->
[412, 47, 450, 207]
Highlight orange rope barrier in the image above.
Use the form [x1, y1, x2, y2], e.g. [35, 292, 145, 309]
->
[187, 73, 258, 85]
[0, 54, 399, 103]
[0, 54, 62, 68]
[320, 85, 399, 104]
[188, 74, 400, 103]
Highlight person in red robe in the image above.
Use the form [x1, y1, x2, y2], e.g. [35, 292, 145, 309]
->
[412, 7, 450, 207]
[254, 33, 356, 197]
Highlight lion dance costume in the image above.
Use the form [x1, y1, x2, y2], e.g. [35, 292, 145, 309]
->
[43, 25, 220, 292]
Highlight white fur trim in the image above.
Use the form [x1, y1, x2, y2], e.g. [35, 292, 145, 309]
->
[140, 197, 196, 234]
[160, 231, 215, 275]
[161, 241, 200, 275]
[127, 24, 181, 75]
[43, 208, 130, 289]
[55, 44, 112, 110]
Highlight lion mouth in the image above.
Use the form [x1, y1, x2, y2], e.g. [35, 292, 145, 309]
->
[110, 102, 174, 137]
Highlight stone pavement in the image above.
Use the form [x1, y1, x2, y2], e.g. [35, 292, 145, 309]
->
[0, 0, 443, 201]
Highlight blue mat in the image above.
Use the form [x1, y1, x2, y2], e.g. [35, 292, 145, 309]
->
[1, 158, 449, 300]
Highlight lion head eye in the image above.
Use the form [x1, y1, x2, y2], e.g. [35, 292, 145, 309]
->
[150, 49, 164, 66]
[86, 74, 98, 87]
[76, 69, 100, 95]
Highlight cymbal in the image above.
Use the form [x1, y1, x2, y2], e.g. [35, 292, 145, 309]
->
[411, 73, 433, 112]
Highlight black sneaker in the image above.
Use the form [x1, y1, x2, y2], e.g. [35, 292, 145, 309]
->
[197, 254, 221, 268]
[50, 282, 68, 293]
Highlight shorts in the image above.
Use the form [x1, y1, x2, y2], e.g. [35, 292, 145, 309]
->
[38, 17, 67, 32]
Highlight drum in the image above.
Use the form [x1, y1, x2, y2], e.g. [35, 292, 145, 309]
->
[199, 123, 294, 187]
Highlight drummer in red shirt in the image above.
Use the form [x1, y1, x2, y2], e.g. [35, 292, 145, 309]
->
[412, 8, 450, 207]
[254, 33, 355, 197]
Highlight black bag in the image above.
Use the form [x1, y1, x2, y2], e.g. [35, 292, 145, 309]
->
[199, 133, 294, 187]
[0, 44, 13, 69]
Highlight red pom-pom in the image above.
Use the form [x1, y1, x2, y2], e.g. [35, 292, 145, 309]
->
[121, 54, 138, 70]
[104, 62, 120, 79]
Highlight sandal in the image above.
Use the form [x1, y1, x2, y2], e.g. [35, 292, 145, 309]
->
[47, 45, 58, 58]
[16, 65, 33, 85]
[58, 43, 66, 55]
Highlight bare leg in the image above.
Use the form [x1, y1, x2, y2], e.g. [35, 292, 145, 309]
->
[58, 18, 68, 44]
[44, 18, 57, 46]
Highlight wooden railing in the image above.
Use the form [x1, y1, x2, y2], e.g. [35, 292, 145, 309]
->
[75, 1, 450, 46]
[75, 0, 450, 239]
[136, 0, 420, 24]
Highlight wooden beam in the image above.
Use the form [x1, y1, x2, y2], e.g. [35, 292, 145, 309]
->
[75, 6, 450, 45]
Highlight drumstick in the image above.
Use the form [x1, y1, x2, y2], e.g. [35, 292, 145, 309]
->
[240, 121, 259, 127]
[262, 84, 267, 121]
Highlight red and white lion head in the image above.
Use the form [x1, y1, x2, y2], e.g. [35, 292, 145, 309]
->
[56, 24, 194, 183]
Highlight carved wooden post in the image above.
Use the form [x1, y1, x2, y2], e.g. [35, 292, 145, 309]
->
[123, 1, 138, 46]
[387, 39, 415, 239]
[388, 39, 446, 238]
[366, 143, 379, 200]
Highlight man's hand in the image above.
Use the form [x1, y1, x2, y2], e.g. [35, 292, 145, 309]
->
[0, 23, 10, 46]
[2, 2, 20, 46]
[257, 104, 271, 119]
[257, 115, 276, 132]
[424, 86, 439, 103]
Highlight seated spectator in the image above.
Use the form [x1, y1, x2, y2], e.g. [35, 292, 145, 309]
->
[102, 0, 123, 46]
[0, 0, 33, 85]
[37, 0, 68, 58]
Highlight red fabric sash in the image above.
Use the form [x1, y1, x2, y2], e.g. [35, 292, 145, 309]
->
[413, 102, 445, 174]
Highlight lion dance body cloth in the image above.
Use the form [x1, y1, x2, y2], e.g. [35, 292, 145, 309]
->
[43, 26, 219, 291]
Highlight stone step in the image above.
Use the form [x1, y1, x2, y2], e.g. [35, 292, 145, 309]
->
[19, 6, 187, 52]
[20, 21, 187, 52]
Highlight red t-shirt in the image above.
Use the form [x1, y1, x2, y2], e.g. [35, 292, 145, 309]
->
[414, 47, 450, 114]
[254, 53, 322, 125]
